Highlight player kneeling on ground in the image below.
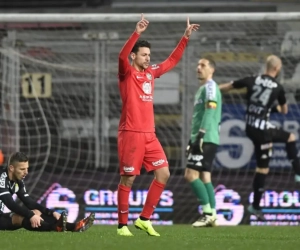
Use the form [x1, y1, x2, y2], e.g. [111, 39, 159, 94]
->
[184, 57, 221, 227]
[0, 152, 95, 232]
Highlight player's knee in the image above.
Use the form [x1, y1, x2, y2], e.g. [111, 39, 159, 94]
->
[255, 167, 269, 174]
[184, 168, 199, 182]
[120, 175, 136, 187]
[288, 133, 296, 142]
[11, 214, 24, 226]
[32, 209, 42, 216]
[154, 167, 170, 184]
[200, 171, 211, 183]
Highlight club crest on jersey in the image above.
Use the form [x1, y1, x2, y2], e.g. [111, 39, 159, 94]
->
[146, 73, 152, 80]
[142, 82, 152, 94]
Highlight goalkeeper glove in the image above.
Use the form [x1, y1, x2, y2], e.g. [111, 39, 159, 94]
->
[192, 129, 205, 153]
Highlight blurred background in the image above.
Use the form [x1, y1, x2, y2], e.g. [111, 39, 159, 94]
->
[0, 0, 300, 226]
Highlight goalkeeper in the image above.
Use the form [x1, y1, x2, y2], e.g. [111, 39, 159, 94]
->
[184, 57, 221, 227]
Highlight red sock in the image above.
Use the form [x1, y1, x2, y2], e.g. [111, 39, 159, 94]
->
[117, 184, 131, 224]
[140, 179, 165, 219]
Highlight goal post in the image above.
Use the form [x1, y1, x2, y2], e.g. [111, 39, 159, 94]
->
[1, 12, 300, 226]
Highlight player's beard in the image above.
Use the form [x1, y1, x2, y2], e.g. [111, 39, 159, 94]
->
[143, 62, 149, 69]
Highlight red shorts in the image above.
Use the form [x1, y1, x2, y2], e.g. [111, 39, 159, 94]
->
[118, 131, 168, 175]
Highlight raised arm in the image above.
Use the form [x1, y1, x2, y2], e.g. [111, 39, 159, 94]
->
[118, 14, 149, 76]
[152, 17, 199, 78]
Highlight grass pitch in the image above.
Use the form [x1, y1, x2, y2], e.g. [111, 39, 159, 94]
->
[1, 225, 299, 250]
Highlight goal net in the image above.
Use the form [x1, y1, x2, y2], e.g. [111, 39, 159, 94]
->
[1, 13, 300, 226]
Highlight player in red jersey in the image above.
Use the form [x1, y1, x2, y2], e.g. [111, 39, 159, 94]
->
[117, 14, 199, 236]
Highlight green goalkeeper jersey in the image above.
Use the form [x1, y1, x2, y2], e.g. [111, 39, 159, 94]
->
[190, 79, 222, 145]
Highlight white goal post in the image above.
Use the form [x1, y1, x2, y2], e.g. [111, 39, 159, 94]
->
[0, 12, 300, 22]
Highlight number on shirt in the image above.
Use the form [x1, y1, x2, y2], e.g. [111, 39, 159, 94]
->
[250, 85, 272, 106]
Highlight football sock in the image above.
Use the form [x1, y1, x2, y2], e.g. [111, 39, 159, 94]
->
[190, 179, 212, 214]
[286, 141, 300, 175]
[22, 218, 54, 231]
[252, 172, 266, 210]
[204, 182, 216, 212]
[117, 184, 131, 227]
[140, 179, 165, 219]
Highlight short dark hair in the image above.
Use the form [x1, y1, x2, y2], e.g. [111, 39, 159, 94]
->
[202, 56, 216, 69]
[8, 152, 28, 167]
[131, 40, 151, 54]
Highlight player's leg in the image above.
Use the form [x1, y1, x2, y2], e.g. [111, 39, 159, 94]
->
[184, 143, 217, 227]
[248, 142, 272, 221]
[117, 131, 144, 236]
[0, 213, 22, 231]
[135, 133, 170, 236]
[270, 128, 300, 181]
[37, 209, 94, 232]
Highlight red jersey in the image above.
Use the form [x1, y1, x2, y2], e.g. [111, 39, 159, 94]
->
[118, 31, 189, 132]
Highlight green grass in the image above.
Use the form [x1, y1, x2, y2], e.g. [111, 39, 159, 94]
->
[1, 225, 300, 250]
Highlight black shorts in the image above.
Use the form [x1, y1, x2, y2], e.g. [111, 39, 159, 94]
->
[0, 213, 21, 231]
[246, 126, 290, 168]
[186, 142, 218, 172]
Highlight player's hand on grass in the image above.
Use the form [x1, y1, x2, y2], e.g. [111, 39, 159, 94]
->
[135, 13, 149, 34]
[184, 17, 200, 38]
[53, 211, 61, 220]
[30, 214, 43, 228]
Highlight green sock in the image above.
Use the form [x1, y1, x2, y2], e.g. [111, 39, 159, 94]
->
[204, 182, 216, 214]
[190, 179, 212, 214]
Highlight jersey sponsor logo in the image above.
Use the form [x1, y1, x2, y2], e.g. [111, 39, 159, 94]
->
[151, 64, 159, 70]
[123, 166, 134, 173]
[136, 75, 144, 79]
[206, 81, 216, 100]
[14, 184, 19, 193]
[146, 73, 152, 80]
[255, 76, 278, 88]
[139, 95, 153, 102]
[0, 172, 7, 188]
[142, 82, 152, 94]
[152, 159, 165, 167]
[194, 99, 203, 106]
[187, 153, 204, 162]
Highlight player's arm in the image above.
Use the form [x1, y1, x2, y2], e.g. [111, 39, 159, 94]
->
[16, 181, 55, 216]
[271, 86, 288, 114]
[194, 82, 219, 149]
[219, 76, 253, 92]
[118, 14, 149, 76]
[152, 17, 199, 78]
[0, 186, 35, 219]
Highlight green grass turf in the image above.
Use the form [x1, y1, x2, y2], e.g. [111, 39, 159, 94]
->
[1, 225, 300, 250]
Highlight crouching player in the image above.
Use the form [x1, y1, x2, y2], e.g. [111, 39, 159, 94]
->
[0, 152, 95, 232]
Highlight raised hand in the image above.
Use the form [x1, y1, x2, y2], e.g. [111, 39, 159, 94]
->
[184, 17, 200, 38]
[135, 13, 149, 34]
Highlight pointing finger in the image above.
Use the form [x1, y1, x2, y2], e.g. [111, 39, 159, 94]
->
[141, 13, 144, 20]
[187, 16, 190, 27]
